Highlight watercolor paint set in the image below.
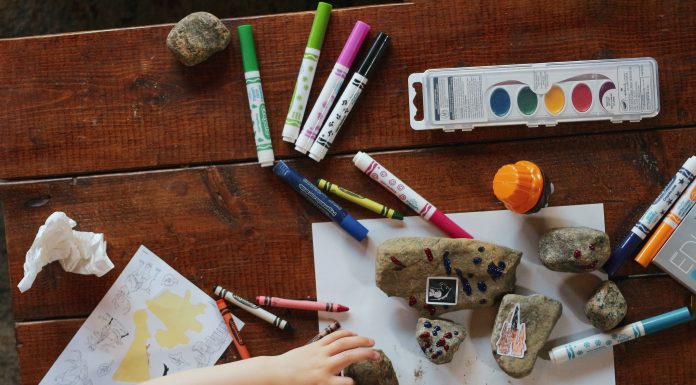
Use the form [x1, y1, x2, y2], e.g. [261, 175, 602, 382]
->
[408, 57, 660, 131]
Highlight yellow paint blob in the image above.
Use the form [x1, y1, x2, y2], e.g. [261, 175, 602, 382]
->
[544, 85, 565, 115]
[113, 309, 151, 383]
[147, 290, 206, 348]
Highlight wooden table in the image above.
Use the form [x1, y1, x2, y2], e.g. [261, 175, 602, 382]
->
[1, 1, 694, 384]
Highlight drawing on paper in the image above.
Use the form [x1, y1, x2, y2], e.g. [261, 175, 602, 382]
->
[161, 273, 178, 287]
[112, 261, 161, 315]
[168, 352, 190, 369]
[96, 361, 114, 377]
[192, 321, 229, 367]
[53, 350, 92, 385]
[87, 313, 129, 352]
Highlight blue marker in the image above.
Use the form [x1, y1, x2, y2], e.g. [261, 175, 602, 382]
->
[549, 306, 694, 363]
[603, 156, 696, 275]
[273, 161, 368, 241]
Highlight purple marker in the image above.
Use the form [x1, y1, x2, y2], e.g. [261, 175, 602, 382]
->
[294, 21, 370, 154]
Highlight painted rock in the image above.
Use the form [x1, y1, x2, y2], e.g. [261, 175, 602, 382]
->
[584, 281, 627, 331]
[491, 294, 562, 378]
[343, 350, 399, 385]
[538, 227, 610, 272]
[416, 317, 467, 364]
[376, 237, 522, 316]
[166, 12, 231, 66]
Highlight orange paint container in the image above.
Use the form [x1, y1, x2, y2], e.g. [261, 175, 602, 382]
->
[493, 160, 554, 214]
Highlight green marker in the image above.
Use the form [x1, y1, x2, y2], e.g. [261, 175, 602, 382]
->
[238, 24, 274, 167]
[282, 2, 332, 143]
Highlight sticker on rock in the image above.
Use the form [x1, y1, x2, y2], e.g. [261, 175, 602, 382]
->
[426, 277, 458, 306]
[495, 303, 527, 358]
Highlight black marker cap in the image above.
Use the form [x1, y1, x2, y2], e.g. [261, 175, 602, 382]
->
[356, 32, 391, 79]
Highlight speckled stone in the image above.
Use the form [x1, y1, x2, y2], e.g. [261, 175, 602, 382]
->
[376, 237, 522, 316]
[584, 281, 627, 331]
[491, 294, 562, 378]
[166, 12, 231, 66]
[343, 350, 398, 385]
[538, 227, 610, 272]
[416, 317, 467, 364]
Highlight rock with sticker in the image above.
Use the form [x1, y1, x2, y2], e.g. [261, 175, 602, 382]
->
[376, 237, 522, 316]
[584, 281, 627, 331]
[491, 294, 562, 378]
[343, 349, 399, 385]
[416, 317, 467, 364]
[538, 227, 610, 273]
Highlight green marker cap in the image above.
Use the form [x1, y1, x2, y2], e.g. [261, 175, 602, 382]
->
[237, 24, 259, 72]
[307, 2, 332, 50]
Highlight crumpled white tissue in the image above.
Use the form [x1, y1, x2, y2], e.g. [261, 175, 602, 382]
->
[18, 212, 114, 293]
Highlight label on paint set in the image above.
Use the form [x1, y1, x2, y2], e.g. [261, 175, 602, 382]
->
[408, 57, 660, 131]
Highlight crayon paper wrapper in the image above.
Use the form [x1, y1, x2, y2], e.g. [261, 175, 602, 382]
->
[245, 71, 273, 153]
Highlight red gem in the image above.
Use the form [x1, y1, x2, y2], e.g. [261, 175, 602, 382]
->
[424, 305, 436, 316]
[436, 338, 446, 346]
[419, 332, 430, 339]
[573, 250, 581, 259]
[444, 344, 450, 351]
[409, 296, 417, 307]
[424, 248, 434, 262]
[390, 256, 406, 268]
[582, 260, 599, 270]
[444, 332, 453, 339]
[589, 243, 596, 250]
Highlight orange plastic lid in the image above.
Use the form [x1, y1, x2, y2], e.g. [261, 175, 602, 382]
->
[493, 160, 545, 214]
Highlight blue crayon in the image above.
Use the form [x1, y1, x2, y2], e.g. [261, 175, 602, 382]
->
[273, 161, 368, 241]
[603, 156, 696, 275]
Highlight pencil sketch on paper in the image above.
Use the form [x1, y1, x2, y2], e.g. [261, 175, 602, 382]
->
[192, 321, 229, 367]
[86, 313, 129, 352]
[53, 350, 92, 385]
[168, 352, 190, 369]
[112, 260, 162, 315]
[161, 273, 178, 287]
[96, 361, 114, 377]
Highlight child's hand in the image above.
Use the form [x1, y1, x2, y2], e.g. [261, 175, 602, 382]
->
[268, 330, 379, 385]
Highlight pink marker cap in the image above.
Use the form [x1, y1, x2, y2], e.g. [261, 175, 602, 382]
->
[337, 21, 371, 68]
[429, 210, 473, 239]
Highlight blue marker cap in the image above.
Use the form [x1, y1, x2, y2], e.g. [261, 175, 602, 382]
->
[339, 215, 368, 241]
[642, 306, 694, 335]
[602, 232, 644, 276]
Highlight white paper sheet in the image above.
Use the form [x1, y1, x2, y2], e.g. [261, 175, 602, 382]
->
[40, 245, 239, 385]
[313, 204, 615, 385]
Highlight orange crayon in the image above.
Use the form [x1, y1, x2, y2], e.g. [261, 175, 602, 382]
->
[216, 299, 251, 359]
[635, 180, 696, 267]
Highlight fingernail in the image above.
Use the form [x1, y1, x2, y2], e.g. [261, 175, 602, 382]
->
[369, 338, 375, 345]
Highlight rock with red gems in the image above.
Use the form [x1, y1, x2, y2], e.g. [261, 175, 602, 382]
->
[539, 227, 610, 273]
[343, 350, 399, 385]
[416, 317, 467, 364]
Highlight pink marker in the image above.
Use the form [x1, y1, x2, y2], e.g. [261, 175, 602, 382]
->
[256, 296, 349, 312]
[295, 21, 370, 154]
[353, 152, 473, 239]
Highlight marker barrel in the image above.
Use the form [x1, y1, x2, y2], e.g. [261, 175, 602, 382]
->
[603, 156, 696, 275]
[317, 178, 403, 220]
[282, 2, 332, 142]
[273, 161, 368, 241]
[214, 286, 292, 331]
[352, 151, 472, 238]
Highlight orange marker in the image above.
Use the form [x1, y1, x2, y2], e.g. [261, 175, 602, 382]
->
[216, 299, 251, 359]
[493, 160, 554, 214]
[635, 180, 696, 267]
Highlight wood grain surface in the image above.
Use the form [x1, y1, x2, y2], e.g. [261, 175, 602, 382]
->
[1, 0, 695, 179]
[2, 1, 696, 385]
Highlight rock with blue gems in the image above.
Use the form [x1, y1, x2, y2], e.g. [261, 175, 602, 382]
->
[376, 237, 522, 316]
[539, 227, 610, 272]
[584, 281, 627, 331]
[416, 317, 467, 364]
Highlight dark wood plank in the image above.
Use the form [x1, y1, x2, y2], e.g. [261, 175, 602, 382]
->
[2, 126, 695, 321]
[2, 0, 696, 179]
[13, 275, 694, 385]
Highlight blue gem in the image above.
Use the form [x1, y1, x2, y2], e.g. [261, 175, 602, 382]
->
[453, 331, 459, 336]
[434, 326, 441, 331]
[432, 331, 438, 336]
[423, 321, 432, 328]
[477, 281, 487, 292]
[487, 262, 503, 280]
[443, 251, 452, 275]
[498, 261, 506, 270]
[478, 246, 485, 252]
[473, 257, 482, 265]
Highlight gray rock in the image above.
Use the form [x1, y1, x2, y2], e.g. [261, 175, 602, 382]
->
[538, 227, 610, 272]
[166, 12, 231, 66]
[416, 317, 467, 364]
[584, 281, 627, 331]
[491, 294, 562, 378]
[376, 237, 522, 317]
[343, 350, 398, 385]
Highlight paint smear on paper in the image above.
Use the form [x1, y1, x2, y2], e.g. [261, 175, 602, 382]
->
[112, 309, 151, 383]
[147, 290, 205, 348]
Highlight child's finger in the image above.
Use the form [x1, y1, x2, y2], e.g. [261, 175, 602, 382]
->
[326, 336, 375, 356]
[329, 377, 355, 385]
[330, 348, 380, 370]
[318, 330, 356, 346]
